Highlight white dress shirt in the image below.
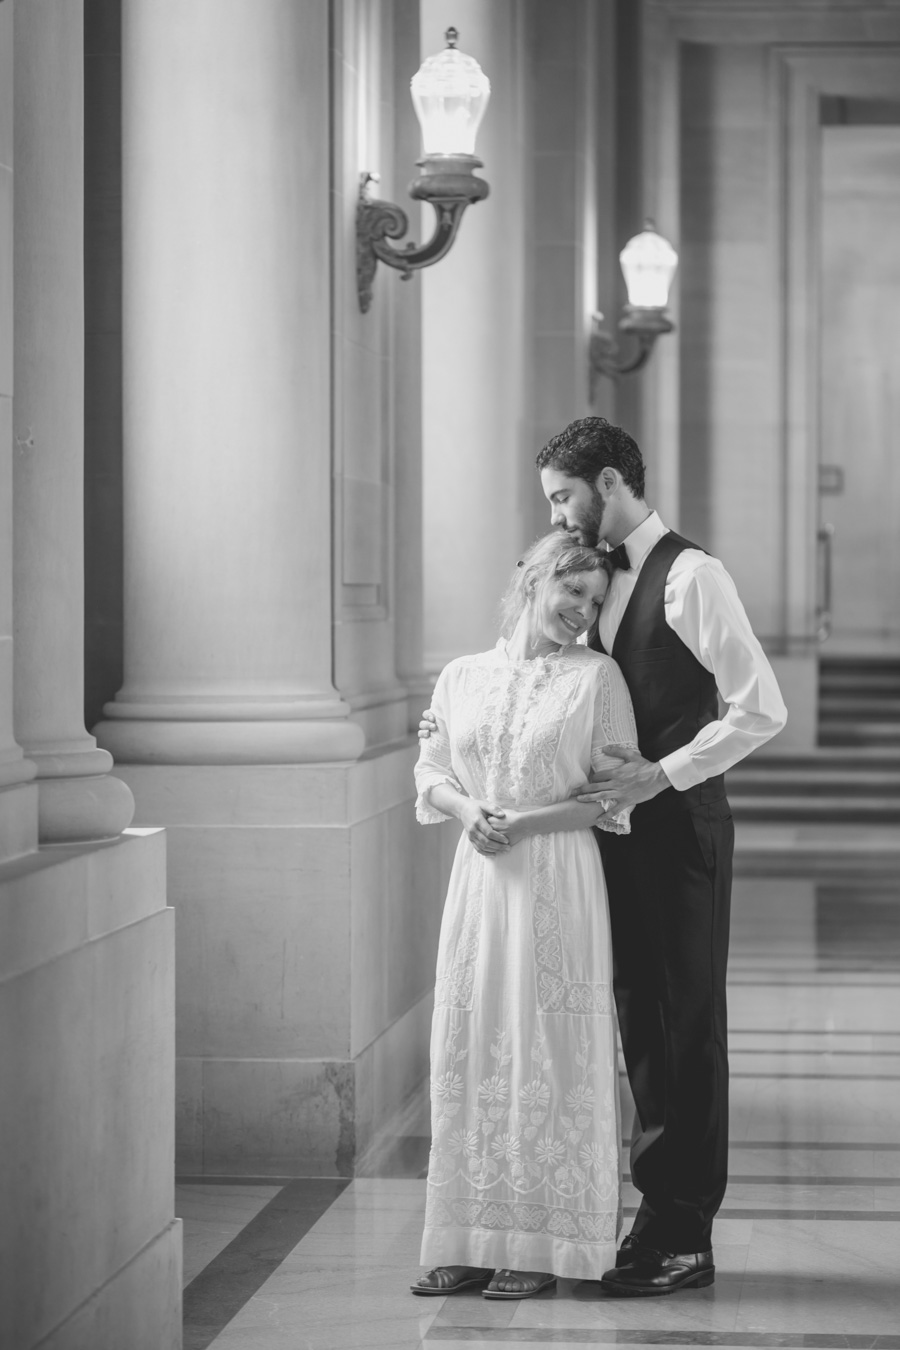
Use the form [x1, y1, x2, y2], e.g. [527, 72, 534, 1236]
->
[597, 512, 788, 792]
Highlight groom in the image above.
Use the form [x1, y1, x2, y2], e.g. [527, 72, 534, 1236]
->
[537, 416, 787, 1294]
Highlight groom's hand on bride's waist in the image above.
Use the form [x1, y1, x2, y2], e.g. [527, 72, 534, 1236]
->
[573, 745, 671, 819]
[418, 708, 438, 740]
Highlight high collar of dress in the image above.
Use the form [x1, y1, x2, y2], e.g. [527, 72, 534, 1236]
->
[496, 636, 576, 663]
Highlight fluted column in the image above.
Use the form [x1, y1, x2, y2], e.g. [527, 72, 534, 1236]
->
[0, 0, 37, 864]
[94, 0, 362, 765]
[12, 0, 134, 844]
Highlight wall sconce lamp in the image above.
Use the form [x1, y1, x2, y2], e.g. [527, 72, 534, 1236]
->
[357, 28, 490, 313]
[589, 222, 678, 389]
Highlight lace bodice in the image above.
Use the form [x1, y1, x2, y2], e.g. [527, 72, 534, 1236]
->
[415, 641, 639, 833]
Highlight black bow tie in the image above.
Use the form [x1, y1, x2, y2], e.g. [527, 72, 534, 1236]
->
[606, 544, 630, 572]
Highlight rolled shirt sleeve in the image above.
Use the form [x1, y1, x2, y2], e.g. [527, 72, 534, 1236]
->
[657, 553, 788, 792]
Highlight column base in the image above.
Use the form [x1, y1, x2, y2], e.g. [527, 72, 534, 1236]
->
[94, 717, 366, 764]
[0, 746, 38, 791]
[176, 995, 433, 1177]
[0, 731, 39, 861]
[26, 746, 136, 844]
[37, 772, 136, 844]
[0, 781, 39, 863]
[118, 744, 457, 1175]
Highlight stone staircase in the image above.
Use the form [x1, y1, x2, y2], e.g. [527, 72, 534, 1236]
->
[819, 657, 900, 749]
[728, 657, 900, 826]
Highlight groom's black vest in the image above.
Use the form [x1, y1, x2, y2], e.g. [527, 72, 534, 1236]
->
[591, 531, 725, 809]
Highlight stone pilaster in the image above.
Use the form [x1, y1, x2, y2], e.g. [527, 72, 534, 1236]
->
[0, 0, 37, 865]
[12, 0, 134, 844]
[94, 0, 363, 765]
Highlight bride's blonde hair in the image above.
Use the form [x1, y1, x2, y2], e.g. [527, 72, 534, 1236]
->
[498, 532, 612, 640]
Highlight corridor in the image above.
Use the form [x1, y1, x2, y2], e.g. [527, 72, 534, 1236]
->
[176, 844, 900, 1349]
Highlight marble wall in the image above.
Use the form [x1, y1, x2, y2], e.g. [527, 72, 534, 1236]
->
[421, 0, 617, 669]
[0, 833, 180, 1350]
[1, 3, 179, 1343]
[678, 41, 781, 634]
[420, 0, 532, 670]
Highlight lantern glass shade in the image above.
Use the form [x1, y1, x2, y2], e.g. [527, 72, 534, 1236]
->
[411, 30, 491, 156]
[619, 224, 678, 309]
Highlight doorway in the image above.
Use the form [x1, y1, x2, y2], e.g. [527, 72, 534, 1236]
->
[819, 118, 900, 654]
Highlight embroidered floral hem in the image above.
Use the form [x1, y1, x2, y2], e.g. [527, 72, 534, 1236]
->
[421, 1220, 619, 1284]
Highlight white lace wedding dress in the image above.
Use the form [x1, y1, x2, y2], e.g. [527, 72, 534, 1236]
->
[415, 640, 639, 1281]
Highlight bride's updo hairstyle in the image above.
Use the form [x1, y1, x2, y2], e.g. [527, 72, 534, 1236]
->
[499, 532, 612, 641]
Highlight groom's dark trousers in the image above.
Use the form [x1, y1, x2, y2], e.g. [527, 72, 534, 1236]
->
[593, 532, 734, 1255]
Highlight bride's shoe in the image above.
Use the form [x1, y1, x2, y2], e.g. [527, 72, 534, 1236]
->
[482, 1269, 557, 1299]
[411, 1266, 493, 1295]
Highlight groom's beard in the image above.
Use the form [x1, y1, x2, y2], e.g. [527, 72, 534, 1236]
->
[567, 488, 606, 548]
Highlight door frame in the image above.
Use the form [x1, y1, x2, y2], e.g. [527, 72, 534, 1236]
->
[640, 3, 900, 653]
[778, 47, 900, 651]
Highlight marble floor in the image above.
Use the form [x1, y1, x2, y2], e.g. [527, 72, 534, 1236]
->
[176, 844, 900, 1349]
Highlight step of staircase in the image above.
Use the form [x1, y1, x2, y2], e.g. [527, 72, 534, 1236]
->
[819, 657, 900, 674]
[820, 671, 900, 694]
[728, 658, 900, 827]
[732, 749, 900, 773]
[734, 823, 900, 878]
[820, 721, 900, 746]
[732, 770, 900, 796]
[731, 793, 900, 824]
[729, 747, 900, 825]
[820, 696, 900, 720]
[819, 662, 900, 745]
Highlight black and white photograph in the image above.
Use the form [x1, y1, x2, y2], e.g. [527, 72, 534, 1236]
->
[1, 2, 899, 1348]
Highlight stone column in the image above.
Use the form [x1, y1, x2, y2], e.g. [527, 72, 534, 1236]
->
[421, 0, 531, 671]
[12, 0, 134, 844]
[0, 0, 37, 865]
[94, 0, 363, 765]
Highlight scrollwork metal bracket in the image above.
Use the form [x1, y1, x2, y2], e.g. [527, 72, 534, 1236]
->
[588, 307, 675, 397]
[356, 163, 489, 313]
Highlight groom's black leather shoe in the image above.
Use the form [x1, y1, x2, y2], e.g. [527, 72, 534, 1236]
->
[614, 1233, 650, 1268]
[601, 1247, 714, 1295]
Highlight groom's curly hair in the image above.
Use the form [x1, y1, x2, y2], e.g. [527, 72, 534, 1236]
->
[536, 416, 646, 499]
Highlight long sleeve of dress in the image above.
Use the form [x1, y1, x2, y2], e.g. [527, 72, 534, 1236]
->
[590, 656, 640, 836]
[414, 665, 464, 824]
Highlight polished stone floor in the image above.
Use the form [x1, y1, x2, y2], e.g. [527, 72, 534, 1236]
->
[177, 846, 900, 1349]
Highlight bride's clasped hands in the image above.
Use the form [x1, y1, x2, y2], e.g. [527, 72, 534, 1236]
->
[456, 798, 511, 855]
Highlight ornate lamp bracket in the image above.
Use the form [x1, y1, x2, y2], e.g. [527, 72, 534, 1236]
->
[356, 162, 489, 313]
[588, 307, 675, 395]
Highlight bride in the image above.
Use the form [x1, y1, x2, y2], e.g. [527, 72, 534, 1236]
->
[411, 531, 639, 1300]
